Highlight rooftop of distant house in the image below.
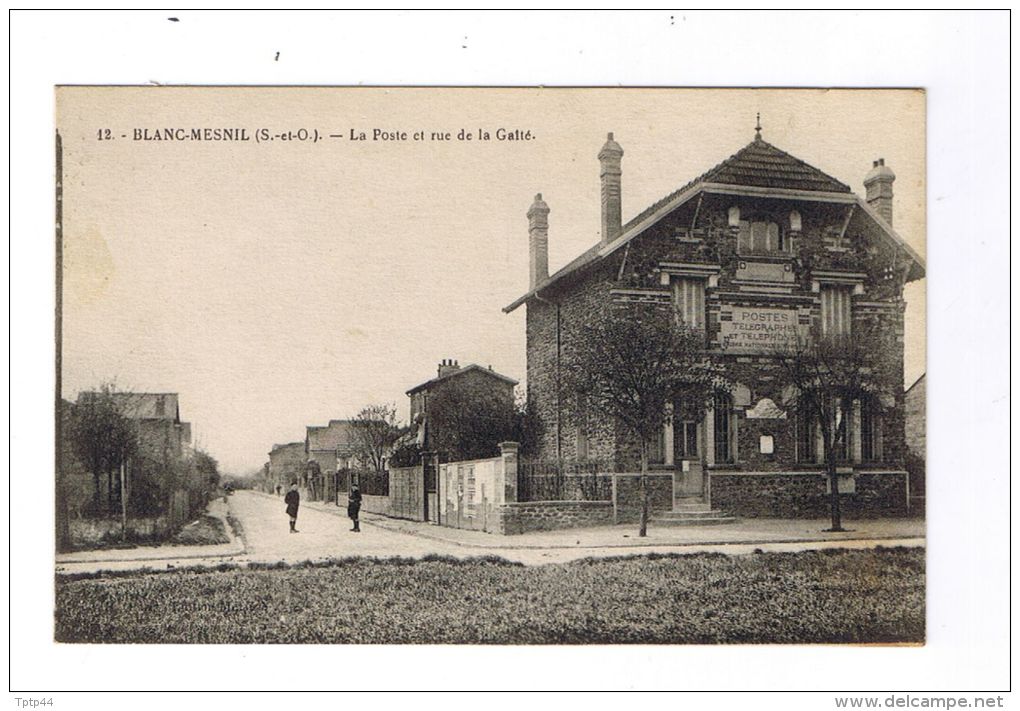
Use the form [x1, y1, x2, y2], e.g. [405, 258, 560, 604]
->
[76, 391, 182, 422]
[406, 359, 519, 396]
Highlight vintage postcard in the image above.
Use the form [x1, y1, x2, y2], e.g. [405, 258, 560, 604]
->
[54, 87, 926, 645]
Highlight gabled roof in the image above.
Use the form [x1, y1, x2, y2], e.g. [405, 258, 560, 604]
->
[306, 420, 359, 451]
[406, 363, 518, 396]
[504, 135, 923, 313]
[701, 137, 852, 193]
[269, 441, 306, 459]
[78, 391, 181, 422]
[615, 137, 851, 244]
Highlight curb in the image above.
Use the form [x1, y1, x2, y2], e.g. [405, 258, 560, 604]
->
[347, 511, 927, 553]
[55, 498, 247, 566]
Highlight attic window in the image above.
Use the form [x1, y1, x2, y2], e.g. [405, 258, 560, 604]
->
[738, 220, 787, 255]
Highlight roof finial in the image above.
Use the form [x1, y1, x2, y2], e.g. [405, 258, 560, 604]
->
[755, 112, 762, 141]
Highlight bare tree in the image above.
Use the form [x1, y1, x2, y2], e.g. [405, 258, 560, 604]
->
[351, 404, 404, 471]
[69, 385, 138, 514]
[776, 326, 897, 532]
[566, 304, 727, 537]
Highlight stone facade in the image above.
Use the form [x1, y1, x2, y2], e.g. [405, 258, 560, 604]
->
[711, 470, 909, 518]
[904, 374, 926, 459]
[506, 131, 924, 519]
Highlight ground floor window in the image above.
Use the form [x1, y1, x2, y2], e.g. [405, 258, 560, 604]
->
[714, 392, 733, 463]
[860, 397, 883, 462]
[648, 426, 665, 464]
[677, 419, 698, 458]
[796, 406, 816, 463]
[834, 398, 852, 462]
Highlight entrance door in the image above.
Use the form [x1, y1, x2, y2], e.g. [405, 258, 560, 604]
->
[674, 404, 704, 498]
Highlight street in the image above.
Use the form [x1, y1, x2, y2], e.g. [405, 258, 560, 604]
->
[234, 489, 457, 562]
[54, 489, 925, 576]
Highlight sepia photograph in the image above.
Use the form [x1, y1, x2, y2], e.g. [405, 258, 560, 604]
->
[53, 87, 927, 645]
[8, 9, 1010, 701]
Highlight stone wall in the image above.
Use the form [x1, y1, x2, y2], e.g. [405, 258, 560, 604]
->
[710, 470, 909, 518]
[498, 501, 614, 535]
[612, 473, 673, 523]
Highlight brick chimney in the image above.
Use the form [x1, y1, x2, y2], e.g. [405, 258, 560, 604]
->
[437, 359, 460, 378]
[598, 132, 624, 245]
[864, 158, 896, 226]
[527, 193, 550, 289]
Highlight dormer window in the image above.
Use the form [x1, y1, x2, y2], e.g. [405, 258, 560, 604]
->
[737, 219, 787, 255]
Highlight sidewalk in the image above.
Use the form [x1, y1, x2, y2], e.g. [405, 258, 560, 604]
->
[55, 492, 925, 575]
[303, 498, 926, 551]
[55, 496, 245, 571]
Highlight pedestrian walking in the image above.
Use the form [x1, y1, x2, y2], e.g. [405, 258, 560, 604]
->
[285, 482, 300, 533]
[348, 484, 362, 533]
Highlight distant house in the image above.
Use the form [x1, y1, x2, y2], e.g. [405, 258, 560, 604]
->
[267, 441, 305, 492]
[306, 419, 362, 472]
[406, 359, 518, 460]
[304, 419, 365, 501]
[69, 390, 204, 538]
[78, 391, 192, 466]
[904, 374, 925, 459]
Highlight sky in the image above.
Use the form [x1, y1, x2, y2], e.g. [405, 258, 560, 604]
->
[58, 87, 926, 473]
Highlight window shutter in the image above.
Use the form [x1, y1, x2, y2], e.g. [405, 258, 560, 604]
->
[673, 277, 706, 330]
[820, 286, 853, 336]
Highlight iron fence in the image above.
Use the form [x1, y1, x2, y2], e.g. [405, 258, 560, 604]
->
[517, 458, 614, 502]
[342, 468, 389, 497]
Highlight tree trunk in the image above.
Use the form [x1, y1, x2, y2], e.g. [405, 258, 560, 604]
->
[639, 441, 649, 538]
[120, 462, 128, 542]
[92, 470, 102, 513]
[826, 450, 844, 532]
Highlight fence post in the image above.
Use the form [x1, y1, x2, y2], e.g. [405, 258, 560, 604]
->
[499, 442, 519, 503]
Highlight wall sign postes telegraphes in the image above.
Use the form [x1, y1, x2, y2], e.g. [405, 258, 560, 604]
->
[718, 305, 810, 354]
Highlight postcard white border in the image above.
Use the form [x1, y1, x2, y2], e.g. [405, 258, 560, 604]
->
[8, 9, 1011, 701]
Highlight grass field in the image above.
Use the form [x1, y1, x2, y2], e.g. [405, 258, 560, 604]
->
[55, 548, 924, 644]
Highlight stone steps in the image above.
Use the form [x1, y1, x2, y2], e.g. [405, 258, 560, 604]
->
[672, 502, 713, 512]
[652, 505, 739, 527]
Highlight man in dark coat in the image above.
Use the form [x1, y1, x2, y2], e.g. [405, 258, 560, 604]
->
[348, 484, 362, 533]
[285, 482, 300, 533]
